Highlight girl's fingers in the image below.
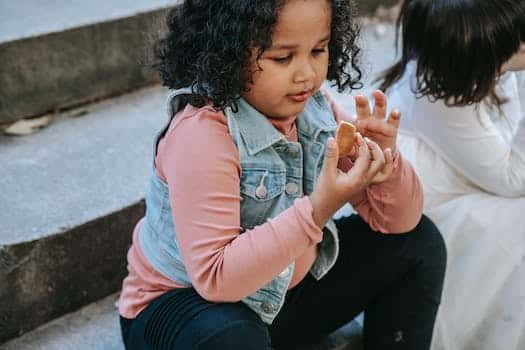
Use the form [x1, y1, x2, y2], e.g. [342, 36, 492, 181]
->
[349, 134, 372, 176]
[357, 118, 396, 137]
[355, 95, 371, 121]
[380, 148, 394, 178]
[372, 90, 387, 119]
[386, 109, 401, 129]
[365, 138, 385, 177]
[321, 137, 339, 175]
[371, 148, 394, 184]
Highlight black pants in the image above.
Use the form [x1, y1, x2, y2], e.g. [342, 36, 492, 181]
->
[120, 214, 446, 350]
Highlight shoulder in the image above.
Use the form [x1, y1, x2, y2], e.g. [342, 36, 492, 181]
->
[165, 104, 229, 138]
[156, 104, 239, 180]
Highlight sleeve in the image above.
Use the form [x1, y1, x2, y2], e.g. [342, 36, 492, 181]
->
[409, 93, 525, 197]
[156, 108, 323, 302]
[347, 152, 424, 233]
[322, 89, 424, 233]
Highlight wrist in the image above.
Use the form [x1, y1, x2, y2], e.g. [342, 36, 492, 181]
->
[309, 190, 339, 228]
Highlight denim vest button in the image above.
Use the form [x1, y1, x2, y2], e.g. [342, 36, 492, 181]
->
[285, 182, 298, 195]
[261, 302, 274, 313]
[255, 185, 267, 199]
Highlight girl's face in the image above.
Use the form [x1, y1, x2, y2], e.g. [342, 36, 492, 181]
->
[501, 43, 525, 72]
[243, 0, 331, 119]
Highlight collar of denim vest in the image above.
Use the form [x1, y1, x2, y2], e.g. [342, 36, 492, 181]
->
[166, 87, 195, 117]
[230, 91, 337, 156]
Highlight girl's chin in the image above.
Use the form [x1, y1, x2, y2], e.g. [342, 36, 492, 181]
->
[257, 99, 310, 119]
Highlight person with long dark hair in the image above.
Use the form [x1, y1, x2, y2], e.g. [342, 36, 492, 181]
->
[379, 1, 525, 349]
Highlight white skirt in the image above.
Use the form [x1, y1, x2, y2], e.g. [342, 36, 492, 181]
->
[398, 133, 525, 350]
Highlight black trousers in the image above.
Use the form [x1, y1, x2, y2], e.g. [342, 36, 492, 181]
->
[121, 214, 446, 350]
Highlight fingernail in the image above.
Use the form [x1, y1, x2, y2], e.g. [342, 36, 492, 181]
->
[327, 137, 335, 149]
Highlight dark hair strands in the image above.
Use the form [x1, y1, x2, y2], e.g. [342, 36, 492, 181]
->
[379, 0, 525, 108]
[153, 0, 362, 112]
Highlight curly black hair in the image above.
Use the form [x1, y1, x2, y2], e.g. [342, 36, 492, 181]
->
[154, 0, 362, 111]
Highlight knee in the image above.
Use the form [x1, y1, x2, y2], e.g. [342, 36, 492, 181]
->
[414, 215, 446, 262]
[408, 215, 447, 295]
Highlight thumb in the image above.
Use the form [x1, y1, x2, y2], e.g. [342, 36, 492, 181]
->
[322, 137, 339, 171]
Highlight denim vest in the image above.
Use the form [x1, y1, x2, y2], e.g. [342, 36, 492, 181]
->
[139, 88, 340, 324]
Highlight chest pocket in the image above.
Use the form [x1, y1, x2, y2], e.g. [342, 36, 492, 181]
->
[240, 167, 286, 229]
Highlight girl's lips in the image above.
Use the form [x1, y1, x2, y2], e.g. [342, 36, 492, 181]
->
[288, 91, 311, 102]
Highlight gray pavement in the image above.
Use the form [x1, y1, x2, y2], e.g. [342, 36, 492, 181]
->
[0, 85, 168, 245]
[0, 0, 178, 43]
[1, 294, 123, 350]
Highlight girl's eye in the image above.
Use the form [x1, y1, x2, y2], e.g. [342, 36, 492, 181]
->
[312, 48, 327, 55]
[272, 56, 291, 63]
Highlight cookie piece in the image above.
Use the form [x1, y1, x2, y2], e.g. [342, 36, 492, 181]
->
[336, 121, 356, 157]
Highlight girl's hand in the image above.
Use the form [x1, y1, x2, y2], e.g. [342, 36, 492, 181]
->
[364, 137, 395, 185]
[309, 134, 387, 228]
[354, 90, 401, 154]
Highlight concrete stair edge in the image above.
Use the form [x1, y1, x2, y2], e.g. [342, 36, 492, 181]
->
[0, 202, 143, 344]
[0, 8, 170, 124]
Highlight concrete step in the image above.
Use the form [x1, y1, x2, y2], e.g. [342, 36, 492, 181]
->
[1, 294, 123, 350]
[0, 20, 397, 344]
[0, 85, 170, 343]
[0, 0, 177, 124]
[0, 293, 362, 350]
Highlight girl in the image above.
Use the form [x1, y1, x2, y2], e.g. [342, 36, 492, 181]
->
[118, 1, 446, 349]
[380, 1, 525, 349]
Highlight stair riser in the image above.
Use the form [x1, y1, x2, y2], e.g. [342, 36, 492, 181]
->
[0, 9, 168, 124]
[0, 202, 143, 344]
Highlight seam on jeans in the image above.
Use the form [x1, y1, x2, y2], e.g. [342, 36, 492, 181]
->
[195, 319, 269, 349]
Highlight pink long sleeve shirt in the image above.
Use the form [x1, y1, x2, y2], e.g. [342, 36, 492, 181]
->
[118, 94, 423, 319]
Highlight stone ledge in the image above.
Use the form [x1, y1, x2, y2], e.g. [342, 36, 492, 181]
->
[0, 204, 143, 343]
[0, 9, 168, 124]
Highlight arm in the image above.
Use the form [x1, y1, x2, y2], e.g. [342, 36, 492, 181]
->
[323, 90, 424, 233]
[157, 108, 323, 302]
[409, 93, 525, 197]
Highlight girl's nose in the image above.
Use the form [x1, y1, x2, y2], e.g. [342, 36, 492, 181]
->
[293, 60, 316, 84]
